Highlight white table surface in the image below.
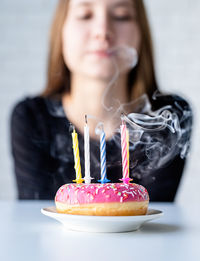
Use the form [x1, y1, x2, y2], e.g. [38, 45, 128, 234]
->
[0, 201, 199, 261]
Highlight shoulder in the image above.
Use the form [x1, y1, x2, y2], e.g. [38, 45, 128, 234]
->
[151, 92, 192, 111]
[10, 96, 52, 139]
[151, 93, 192, 119]
[151, 92, 193, 129]
[12, 96, 47, 116]
[11, 96, 48, 126]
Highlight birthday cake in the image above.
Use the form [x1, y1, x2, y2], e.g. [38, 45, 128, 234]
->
[55, 183, 149, 216]
[55, 116, 149, 216]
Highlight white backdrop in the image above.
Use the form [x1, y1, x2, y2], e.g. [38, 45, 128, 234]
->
[0, 0, 200, 203]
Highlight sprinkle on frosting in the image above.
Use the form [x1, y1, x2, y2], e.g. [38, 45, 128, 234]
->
[55, 183, 149, 205]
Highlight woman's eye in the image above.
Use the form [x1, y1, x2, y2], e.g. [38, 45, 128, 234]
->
[77, 13, 92, 20]
[112, 8, 135, 22]
[76, 9, 92, 20]
[113, 15, 132, 21]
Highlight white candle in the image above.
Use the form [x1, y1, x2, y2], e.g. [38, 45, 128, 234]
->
[84, 115, 91, 183]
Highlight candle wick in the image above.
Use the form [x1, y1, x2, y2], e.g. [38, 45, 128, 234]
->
[69, 123, 75, 133]
[85, 114, 88, 124]
[121, 117, 124, 125]
[121, 113, 126, 125]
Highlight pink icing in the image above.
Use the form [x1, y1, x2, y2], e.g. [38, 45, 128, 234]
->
[55, 183, 149, 205]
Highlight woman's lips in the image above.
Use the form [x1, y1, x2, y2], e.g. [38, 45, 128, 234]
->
[88, 50, 114, 57]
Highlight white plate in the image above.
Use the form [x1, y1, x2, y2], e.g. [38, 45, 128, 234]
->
[41, 206, 163, 233]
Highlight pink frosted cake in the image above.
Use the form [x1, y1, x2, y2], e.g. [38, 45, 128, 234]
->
[55, 183, 149, 216]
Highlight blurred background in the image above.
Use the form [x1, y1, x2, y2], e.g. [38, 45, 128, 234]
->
[0, 0, 200, 203]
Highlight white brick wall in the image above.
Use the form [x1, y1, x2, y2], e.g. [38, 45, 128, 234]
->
[0, 0, 200, 203]
[144, 0, 200, 204]
[0, 0, 57, 199]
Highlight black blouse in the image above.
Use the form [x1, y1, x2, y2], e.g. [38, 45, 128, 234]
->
[10, 94, 192, 201]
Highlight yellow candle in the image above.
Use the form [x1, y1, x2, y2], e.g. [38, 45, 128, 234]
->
[72, 129, 83, 183]
[126, 129, 129, 175]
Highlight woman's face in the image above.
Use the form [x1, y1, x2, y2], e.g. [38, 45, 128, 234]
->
[62, 0, 141, 80]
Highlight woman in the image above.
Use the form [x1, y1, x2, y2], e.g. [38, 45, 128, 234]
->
[11, 0, 192, 200]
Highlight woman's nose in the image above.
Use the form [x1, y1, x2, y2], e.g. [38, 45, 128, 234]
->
[92, 15, 114, 43]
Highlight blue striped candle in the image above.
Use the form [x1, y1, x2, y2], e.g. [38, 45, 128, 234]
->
[98, 129, 110, 184]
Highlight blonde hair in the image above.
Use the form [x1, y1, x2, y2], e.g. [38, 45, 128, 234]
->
[42, 0, 158, 100]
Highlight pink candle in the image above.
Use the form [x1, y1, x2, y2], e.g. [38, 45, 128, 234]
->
[121, 121, 128, 180]
[120, 119, 132, 184]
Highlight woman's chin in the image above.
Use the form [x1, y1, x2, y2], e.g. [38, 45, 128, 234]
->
[84, 70, 116, 82]
[82, 64, 118, 81]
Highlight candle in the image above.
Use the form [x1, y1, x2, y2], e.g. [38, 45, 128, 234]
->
[98, 125, 110, 184]
[72, 127, 83, 184]
[84, 115, 92, 184]
[120, 118, 132, 184]
[126, 129, 130, 176]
